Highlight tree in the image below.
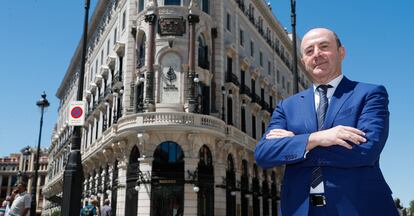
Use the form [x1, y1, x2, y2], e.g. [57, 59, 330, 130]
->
[409, 200, 414, 216]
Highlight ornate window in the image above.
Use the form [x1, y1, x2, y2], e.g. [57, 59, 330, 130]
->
[197, 36, 209, 70]
[136, 34, 146, 68]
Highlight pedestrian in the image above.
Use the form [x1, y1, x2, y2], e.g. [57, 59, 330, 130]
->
[81, 198, 97, 216]
[254, 27, 399, 215]
[0, 197, 8, 216]
[91, 199, 100, 216]
[7, 182, 31, 216]
[100, 199, 111, 216]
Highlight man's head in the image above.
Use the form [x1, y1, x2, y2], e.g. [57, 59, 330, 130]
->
[301, 28, 345, 84]
[91, 199, 98, 206]
[15, 181, 27, 193]
[104, 199, 110, 205]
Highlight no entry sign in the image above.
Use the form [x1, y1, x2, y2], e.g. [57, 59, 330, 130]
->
[68, 101, 85, 126]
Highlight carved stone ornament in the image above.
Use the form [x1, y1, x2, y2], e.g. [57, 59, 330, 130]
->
[158, 17, 186, 36]
[163, 66, 178, 91]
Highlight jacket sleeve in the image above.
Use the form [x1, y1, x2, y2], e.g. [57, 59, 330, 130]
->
[300, 85, 389, 168]
[254, 100, 310, 169]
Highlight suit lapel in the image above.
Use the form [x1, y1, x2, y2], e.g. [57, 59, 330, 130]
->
[324, 76, 356, 129]
[301, 87, 317, 133]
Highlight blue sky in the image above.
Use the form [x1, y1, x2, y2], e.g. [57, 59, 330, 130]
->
[1, 0, 413, 207]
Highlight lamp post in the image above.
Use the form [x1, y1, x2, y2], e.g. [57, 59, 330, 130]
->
[62, 0, 89, 215]
[30, 92, 50, 216]
[290, 0, 299, 94]
[20, 146, 31, 182]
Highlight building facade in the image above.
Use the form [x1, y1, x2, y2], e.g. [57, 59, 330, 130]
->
[0, 148, 48, 215]
[43, 0, 310, 215]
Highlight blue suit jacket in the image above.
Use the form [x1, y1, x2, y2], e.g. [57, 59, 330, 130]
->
[255, 77, 398, 215]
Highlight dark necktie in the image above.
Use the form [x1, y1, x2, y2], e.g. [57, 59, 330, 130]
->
[311, 84, 332, 189]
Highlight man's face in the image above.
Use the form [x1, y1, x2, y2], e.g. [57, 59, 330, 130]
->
[16, 184, 25, 193]
[301, 28, 345, 84]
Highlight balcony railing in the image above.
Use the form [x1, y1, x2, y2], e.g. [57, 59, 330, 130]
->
[226, 73, 240, 86]
[251, 94, 261, 104]
[240, 84, 251, 96]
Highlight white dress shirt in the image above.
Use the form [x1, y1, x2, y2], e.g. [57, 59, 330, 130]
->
[309, 74, 344, 194]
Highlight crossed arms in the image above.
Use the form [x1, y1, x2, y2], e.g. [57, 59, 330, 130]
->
[254, 85, 389, 169]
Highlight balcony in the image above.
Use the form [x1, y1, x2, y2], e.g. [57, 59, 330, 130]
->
[226, 73, 240, 87]
[81, 112, 258, 163]
[114, 41, 125, 56]
[112, 71, 123, 90]
[251, 93, 261, 105]
[240, 84, 251, 96]
[236, 0, 245, 12]
[198, 59, 210, 70]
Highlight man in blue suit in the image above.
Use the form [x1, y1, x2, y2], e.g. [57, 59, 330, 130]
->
[254, 28, 398, 215]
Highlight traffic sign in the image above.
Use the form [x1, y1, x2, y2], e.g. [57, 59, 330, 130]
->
[68, 101, 85, 126]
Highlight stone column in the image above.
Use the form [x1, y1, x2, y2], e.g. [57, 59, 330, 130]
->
[143, 14, 157, 112]
[186, 13, 200, 113]
[116, 159, 128, 216]
[184, 158, 198, 216]
[214, 160, 226, 216]
[137, 158, 153, 216]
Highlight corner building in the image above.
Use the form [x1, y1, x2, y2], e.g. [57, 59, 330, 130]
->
[0, 149, 48, 215]
[43, 0, 310, 215]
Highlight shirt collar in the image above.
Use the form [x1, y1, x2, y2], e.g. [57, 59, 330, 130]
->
[313, 74, 343, 93]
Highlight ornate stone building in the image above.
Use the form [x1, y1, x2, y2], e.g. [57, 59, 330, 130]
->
[43, 0, 310, 215]
[0, 148, 48, 215]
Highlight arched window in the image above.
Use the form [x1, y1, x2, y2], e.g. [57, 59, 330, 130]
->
[252, 164, 260, 216]
[241, 160, 249, 216]
[125, 146, 140, 216]
[152, 141, 185, 216]
[136, 33, 146, 68]
[197, 36, 209, 70]
[111, 160, 118, 216]
[226, 154, 236, 216]
[197, 145, 214, 216]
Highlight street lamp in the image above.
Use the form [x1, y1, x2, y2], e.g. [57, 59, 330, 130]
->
[290, 0, 299, 94]
[62, 1, 89, 215]
[30, 92, 49, 216]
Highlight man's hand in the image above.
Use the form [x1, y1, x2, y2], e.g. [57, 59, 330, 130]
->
[307, 125, 366, 151]
[266, 129, 295, 139]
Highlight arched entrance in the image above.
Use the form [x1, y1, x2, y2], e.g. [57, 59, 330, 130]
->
[197, 145, 214, 216]
[226, 154, 236, 216]
[241, 160, 249, 216]
[151, 141, 185, 216]
[125, 146, 140, 216]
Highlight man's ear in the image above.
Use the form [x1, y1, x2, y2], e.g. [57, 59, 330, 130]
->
[339, 46, 346, 60]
